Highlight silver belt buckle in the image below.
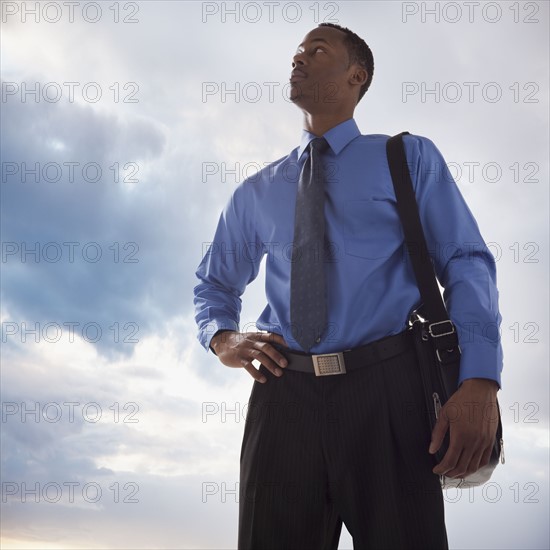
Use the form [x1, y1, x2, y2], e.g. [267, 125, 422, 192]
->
[312, 352, 346, 376]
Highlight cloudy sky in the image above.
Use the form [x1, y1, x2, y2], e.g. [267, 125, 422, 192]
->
[1, 1, 548, 548]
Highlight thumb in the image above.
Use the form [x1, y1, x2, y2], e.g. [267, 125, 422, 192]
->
[429, 413, 449, 454]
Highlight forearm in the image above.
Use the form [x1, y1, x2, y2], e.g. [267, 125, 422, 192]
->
[193, 281, 242, 352]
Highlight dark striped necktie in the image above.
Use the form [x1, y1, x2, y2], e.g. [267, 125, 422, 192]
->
[290, 137, 329, 351]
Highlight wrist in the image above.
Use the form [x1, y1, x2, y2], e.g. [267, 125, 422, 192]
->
[210, 330, 235, 355]
[461, 377, 499, 395]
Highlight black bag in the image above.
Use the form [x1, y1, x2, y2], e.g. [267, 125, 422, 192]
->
[386, 132, 504, 488]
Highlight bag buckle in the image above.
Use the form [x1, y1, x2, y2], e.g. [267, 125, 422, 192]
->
[428, 320, 456, 338]
[312, 352, 346, 376]
[436, 346, 461, 363]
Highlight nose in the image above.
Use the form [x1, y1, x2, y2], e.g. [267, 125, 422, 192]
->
[292, 52, 305, 68]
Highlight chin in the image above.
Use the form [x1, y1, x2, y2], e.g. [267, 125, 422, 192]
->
[289, 82, 308, 103]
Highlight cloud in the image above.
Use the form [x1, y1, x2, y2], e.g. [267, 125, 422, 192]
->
[1, 2, 548, 549]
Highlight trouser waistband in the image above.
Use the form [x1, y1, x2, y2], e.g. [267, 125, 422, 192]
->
[274, 329, 414, 376]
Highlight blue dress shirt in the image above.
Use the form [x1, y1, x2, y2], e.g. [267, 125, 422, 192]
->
[194, 118, 503, 387]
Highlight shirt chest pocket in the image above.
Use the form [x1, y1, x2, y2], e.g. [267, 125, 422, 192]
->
[343, 199, 404, 259]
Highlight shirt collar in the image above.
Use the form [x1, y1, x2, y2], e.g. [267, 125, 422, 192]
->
[297, 118, 361, 160]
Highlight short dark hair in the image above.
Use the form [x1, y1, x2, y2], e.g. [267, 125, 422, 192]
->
[318, 23, 374, 102]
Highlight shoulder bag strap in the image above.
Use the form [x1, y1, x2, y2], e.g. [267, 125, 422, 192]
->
[386, 132, 460, 365]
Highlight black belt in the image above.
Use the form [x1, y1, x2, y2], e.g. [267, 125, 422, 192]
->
[274, 329, 414, 376]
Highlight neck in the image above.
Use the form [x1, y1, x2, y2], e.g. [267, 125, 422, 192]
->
[301, 109, 354, 137]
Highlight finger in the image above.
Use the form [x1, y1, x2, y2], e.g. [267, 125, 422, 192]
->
[477, 443, 494, 470]
[457, 427, 498, 476]
[462, 448, 484, 477]
[242, 361, 267, 383]
[253, 340, 288, 369]
[429, 414, 449, 454]
[433, 443, 462, 475]
[250, 331, 289, 349]
[248, 348, 284, 378]
[444, 448, 476, 478]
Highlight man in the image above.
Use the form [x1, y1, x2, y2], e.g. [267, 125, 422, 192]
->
[194, 23, 502, 549]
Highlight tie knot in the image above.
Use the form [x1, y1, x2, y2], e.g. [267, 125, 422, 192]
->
[309, 137, 329, 154]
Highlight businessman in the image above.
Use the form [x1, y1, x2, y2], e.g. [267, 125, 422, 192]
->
[194, 23, 502, 549]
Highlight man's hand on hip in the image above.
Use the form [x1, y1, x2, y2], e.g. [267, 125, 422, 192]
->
[210, 331, 289, 383]
[429, 377, 499, 478]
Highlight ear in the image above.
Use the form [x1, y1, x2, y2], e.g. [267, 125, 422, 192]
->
[349, 66, 368, 87]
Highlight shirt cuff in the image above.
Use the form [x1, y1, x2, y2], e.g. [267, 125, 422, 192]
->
[458, 341, 503, 389]
[199, 319, 240, 352]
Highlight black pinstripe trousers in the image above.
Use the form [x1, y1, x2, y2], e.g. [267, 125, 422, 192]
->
[238, 344, 448, 550]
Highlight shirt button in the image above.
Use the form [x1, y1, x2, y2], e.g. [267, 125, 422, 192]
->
[316, 337, 321, 343]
